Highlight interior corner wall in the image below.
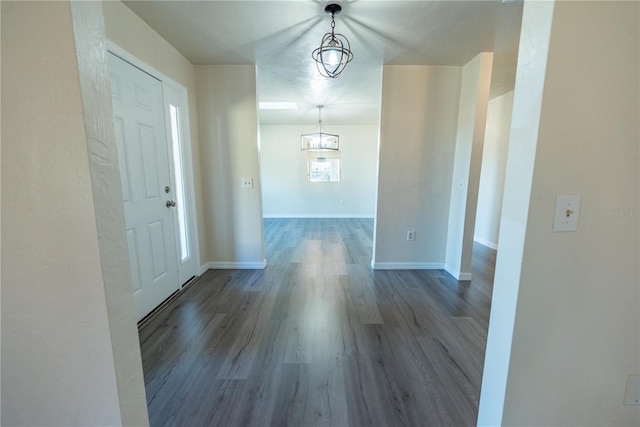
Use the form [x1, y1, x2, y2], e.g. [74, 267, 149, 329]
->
[102, 0, 207, 264]
[480, 1, 640, 425]
[373, 65, 461, 269]
[1, 1, 123, 424]
[503, 1, 639, 424]
[474, 91, 514, 249]
[195, 65, 265, 268]
[444, 52, 494, 280]
[477, 2, 556, 423]
[260, 125, 378, 218]
[70, 1, 149, 425]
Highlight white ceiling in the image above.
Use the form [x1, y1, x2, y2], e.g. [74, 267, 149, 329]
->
[123, 0, 523, 126]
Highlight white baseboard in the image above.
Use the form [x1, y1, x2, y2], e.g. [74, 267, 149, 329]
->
[263, 214, 374, 219]
[199, 263, 212, 275]
[371, 261, 445, 270]
[473, 237, 498, 250]
[199, 260, 266, 274]
[458, 272, 472, 281]
[444, 264, 472, 281]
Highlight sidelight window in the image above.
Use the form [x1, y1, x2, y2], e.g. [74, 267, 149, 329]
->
[169, 104, 189, 261]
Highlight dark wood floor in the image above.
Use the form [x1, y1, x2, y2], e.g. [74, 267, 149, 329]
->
[139, 218, 495, 426]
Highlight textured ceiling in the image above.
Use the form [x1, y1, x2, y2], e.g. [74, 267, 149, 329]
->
[123, 0, 523, 125]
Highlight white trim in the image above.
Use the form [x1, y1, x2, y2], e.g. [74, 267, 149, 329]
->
[106, 40, 183, 90]
[474, 237, 498, 250]
[371, 261, 445, 270]
[200, 260, 267, 273]
[199, 263, 213, 276]
[106, 40, 201, 285]
[444, 264, 472, 281]
[263, 214, 374, 219]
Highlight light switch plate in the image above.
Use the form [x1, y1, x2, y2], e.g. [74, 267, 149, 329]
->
[553, 195, 581, 232]
[241, 177, 253, 189]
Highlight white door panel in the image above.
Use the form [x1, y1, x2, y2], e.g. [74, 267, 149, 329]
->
[108, 52, 179, 321]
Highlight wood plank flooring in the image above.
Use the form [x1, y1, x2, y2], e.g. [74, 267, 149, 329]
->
[139, 218, 495, 426]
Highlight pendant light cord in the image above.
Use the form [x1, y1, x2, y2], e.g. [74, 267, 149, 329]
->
[330, 12, 336, 36]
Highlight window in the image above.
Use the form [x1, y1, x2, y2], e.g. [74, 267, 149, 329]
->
[308, 151, 340, 182]
[169, 104, 189, 262]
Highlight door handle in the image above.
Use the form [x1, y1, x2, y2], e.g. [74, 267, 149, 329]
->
[166, 200, 176, 208]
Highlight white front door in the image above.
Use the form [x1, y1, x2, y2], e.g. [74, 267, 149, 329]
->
[108, 52, 179, 321]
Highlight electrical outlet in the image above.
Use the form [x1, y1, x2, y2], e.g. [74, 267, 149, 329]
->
[624, 374, 640, 405]
[241, 177, 253, 189]
[406, 231, 415, 241]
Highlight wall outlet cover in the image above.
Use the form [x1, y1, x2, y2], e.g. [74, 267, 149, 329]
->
[241, 177, 253, 189]
[624, 374, 640, 405]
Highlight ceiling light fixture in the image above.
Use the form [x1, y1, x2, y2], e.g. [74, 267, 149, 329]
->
[301, 105, 339, 151]
[312, 4, 353, 79]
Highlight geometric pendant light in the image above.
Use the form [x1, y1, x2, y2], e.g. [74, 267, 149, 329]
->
[311, 4, 354, 78]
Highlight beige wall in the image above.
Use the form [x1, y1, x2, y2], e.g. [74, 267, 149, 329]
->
[70, 1, 149, 424]
[1, 2, 123, 424]
[103, 0, 207, 264]
[195, 65, 265, 268]
[373, 65, 461, 268]
[445, 52, 493, 280]
[480, 1, 640, 425]
[478, 2, 556, 422]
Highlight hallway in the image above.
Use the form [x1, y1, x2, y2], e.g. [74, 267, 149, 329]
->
[139, 218, 494, 426]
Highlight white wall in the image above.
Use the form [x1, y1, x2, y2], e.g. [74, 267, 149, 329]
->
[479, 1, 640, 425]
[373, 65, 461, 269]
[474, 91, 514, 249]
[261, 125, 378, 218]
[195, 65, 265, 269]
[1, 2, 123, 424]
[103, 0, 207, 264]
[445, 53, 493, 280]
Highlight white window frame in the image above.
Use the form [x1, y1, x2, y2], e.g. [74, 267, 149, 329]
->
[307, 150, 341, 183]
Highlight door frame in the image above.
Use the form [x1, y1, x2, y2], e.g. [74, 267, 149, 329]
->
[107, 40, 201, 285]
